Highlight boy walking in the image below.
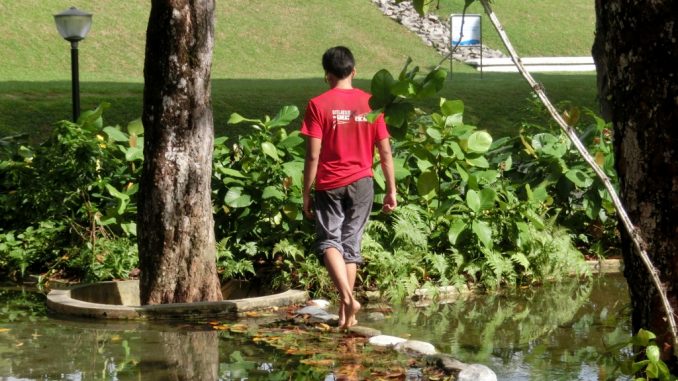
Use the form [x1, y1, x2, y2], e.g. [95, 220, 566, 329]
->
[301, 46, 397, 329]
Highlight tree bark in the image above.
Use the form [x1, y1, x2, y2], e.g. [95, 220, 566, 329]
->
[593, 0, 678, 356]
[138, 0, 222, 304]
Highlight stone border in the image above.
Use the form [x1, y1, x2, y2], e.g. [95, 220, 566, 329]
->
[46, 280, 308, 320]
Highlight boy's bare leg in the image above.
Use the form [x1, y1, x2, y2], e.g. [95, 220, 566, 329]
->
[323, 248, 361, 328]
[345, 263, 358, 326]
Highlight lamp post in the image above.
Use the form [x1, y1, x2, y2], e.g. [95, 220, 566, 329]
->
[54, 7, 92, 122]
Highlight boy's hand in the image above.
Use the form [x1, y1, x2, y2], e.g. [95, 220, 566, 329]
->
[303, 192, 315, 219]
[382, 192, 397, 214]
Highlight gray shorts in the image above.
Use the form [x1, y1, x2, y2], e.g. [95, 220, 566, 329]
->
[313, 177, 374, 264]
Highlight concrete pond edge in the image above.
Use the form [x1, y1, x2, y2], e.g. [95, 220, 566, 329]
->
[46, 280, 308, 320]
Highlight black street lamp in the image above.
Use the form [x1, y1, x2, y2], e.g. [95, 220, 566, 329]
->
[54, 7, 93, 122]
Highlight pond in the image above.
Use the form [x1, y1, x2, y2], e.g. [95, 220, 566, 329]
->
[0, 274, 632, 380]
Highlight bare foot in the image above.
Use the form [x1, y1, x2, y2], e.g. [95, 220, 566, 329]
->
[340, 299, 361, 329]
[338, 303, 346, 327]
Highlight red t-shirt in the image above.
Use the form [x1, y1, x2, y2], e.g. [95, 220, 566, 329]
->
[300, 87, 390, 191]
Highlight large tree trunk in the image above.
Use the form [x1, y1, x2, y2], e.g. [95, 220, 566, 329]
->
[138, 0, 222, 304]
[593, 0, 678, 357]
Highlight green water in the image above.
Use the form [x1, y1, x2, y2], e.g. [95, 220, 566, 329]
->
[368, 274, 632, 380]
[0, 275, 632, 380]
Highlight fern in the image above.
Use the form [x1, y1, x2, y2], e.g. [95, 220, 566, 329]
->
[391, 204, 429, 251]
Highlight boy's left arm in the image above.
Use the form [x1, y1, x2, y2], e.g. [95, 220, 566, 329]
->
[376, 138, 397, 213]
[303, 137, 322, 219]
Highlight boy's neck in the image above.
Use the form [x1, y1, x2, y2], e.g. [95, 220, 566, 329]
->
[330, 77, 353, 90]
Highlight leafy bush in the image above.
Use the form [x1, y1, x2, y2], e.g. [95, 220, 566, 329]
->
[1, 62, 612, 299]
[0, 103, 140, 281]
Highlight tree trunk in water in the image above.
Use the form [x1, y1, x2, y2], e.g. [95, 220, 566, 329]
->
[593, 0, 678, 357]
[138, 0, 222, 304]
[140, 330, 219, 381]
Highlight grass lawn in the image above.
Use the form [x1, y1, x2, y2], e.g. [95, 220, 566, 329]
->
[0, 0, 598, 142]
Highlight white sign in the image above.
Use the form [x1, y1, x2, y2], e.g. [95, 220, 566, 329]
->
[450, 14, 481, 46]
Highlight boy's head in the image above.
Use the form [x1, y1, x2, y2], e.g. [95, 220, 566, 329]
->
[322, 46, 355, 80]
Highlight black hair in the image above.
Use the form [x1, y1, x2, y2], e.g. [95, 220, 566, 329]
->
[322, 46, 355, 79]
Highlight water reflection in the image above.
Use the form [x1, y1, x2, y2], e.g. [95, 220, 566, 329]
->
[0, 275, 632, 380]
[366, 274, 633, 380]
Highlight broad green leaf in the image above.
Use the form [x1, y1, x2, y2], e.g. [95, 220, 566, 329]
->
[219, 168, 247, 178]
[268, 105, 300, 128]
[366, 109, 383, 123]
[426, 127, 442, 141]
[440, 99, 464, 117]
[646, 344, 660, 363]
[393, 157, 411, 181]
[121, 222, 137, 236]
[391, 80, 417, 98]
[456, 163, 469, 183]
[127, 118, 144, 135]
[479, 188, 496, 210]
[472, 220, 493, 248]
[416, 159, 433, 172]
[282, 203, 300, 221]
[282, 161, 304, 189]
[466, 156, 489, 168]
[224, 187, 252, 208]
[565, 169, 593, 187]
[475, 170, 499, 184]
[103, 126, 128, 142]
[278, 135, 304, 149]
[18, 146, 33, 159]
[125, 146, 143, 162]
[370, 69, 396, 109]
[525, 209, 545, 229]
[417, 170, 438, 196]
[445, 113, 464, 128]
[635, 329, 656, 347]
[78, 102, 109, 131]
[467, 131, 493, 153]
[646, 362, 659, 378]
[450, 141, 465, 160]
[398, 57, 413, 80]
[261, 142, 280, 161]
[418, 69, 448, 99]
[384, 102, 414, 129]
[227, 113, 260, 125]
[105, 184, 129, 201]
[448, 219, 467, 245]
[466, 189, 480, 213]
[531, 185, 549, 203]
[262, 186, 284, 200]
[502, 155, 513, 171]
[373, 169, 385, 190]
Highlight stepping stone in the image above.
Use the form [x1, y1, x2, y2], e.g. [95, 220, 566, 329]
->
[368, 335, 407, 347]
[458, 364, 497, 381]
[395, 340, 437, 356]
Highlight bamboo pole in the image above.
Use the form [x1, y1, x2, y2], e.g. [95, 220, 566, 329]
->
[477, 0, 677, 354]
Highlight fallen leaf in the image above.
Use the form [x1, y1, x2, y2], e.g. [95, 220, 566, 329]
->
[0, 328, 11, 333]
[300, 358, 335, 367]
[229, 324, 249, 333]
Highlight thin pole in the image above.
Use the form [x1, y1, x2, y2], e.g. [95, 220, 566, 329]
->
[70, 40, 80, 122]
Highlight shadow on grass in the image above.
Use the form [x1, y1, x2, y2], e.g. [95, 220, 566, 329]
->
[0, 72, 597, 143]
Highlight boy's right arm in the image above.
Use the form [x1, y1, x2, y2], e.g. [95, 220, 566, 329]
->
[376, 138, 397, 213]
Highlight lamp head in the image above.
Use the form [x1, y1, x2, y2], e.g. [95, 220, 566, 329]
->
[54, 7, 92, 42]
